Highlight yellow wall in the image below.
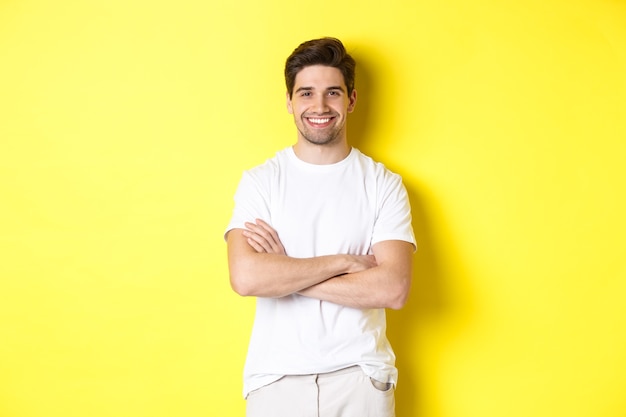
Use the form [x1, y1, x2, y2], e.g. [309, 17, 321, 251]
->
[1, 1, 625, 416]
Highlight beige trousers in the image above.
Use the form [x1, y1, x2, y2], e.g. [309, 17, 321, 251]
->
[246, 366, 395, 417]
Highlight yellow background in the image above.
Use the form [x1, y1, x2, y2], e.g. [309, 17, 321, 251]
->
[1, 0, 625, 416]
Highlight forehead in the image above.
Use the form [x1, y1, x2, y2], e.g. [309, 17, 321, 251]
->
[294, 65, 347, 90]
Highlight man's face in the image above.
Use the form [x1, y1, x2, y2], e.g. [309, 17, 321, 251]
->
[287, 65, 357, 147]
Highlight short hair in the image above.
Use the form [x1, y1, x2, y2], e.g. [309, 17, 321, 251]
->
[284, 37, 356, 98]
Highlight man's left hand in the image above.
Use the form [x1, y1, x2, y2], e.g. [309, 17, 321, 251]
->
[243, 219, 287, 255]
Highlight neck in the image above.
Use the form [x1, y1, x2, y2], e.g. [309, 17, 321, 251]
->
[293, 138, 351, 165]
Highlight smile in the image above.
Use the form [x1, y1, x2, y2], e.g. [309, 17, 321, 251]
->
[306, 117, 334, 127]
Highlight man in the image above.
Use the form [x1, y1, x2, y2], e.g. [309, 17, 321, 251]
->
[225, 37, 416, 417]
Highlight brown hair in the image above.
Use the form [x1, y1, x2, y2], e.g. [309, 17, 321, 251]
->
[284, 37, 356, 98]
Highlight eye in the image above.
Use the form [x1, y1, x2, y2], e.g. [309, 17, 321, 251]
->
[327, 90, 341, 96]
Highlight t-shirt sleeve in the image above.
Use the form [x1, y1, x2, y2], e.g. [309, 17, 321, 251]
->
[224, 169, 272, 240]
[371, 171, 417, 250]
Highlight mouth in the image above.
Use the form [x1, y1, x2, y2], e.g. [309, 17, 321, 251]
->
[305, 116, 334, 128]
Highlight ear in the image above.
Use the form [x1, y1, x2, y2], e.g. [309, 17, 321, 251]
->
[286, 91, 293, 114]
[347, 89, 357, 113]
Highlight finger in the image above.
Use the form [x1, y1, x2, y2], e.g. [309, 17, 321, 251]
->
[246, 237, 266, 253]
[245, 221, 272, 240]
[248, 221, 282, 254]
[252, 219, 277, 240]
[244, 220, 286, 255]
[243, 229, 273, 253]
[255, 219, 286, 254]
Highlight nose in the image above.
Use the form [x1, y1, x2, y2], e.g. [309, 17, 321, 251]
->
[312, 93, 329, 114]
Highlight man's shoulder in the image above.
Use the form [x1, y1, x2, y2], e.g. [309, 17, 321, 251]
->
[245, 147, 291, 175]
[352, 148, 401, 179]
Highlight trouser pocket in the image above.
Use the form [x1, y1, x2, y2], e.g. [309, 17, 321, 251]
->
[370, 377, 393, 392]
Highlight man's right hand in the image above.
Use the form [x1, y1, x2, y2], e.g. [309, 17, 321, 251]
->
[242, 219, 377, 274]
[228, 220, 379, 301]
[343, 254, 377, 275]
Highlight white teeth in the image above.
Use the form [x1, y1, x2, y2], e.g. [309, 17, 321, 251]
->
[308, 118, 331, 124]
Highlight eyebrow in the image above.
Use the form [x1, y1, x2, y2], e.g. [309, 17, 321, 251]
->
[295, 86, 346, 94]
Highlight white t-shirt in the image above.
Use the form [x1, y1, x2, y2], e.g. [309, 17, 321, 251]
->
[225, 147, 416, 398]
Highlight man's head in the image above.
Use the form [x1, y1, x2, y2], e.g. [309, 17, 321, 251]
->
[285, 37, 356, 99]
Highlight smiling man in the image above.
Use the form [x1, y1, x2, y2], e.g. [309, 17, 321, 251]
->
[288, 64, 355, 149]
[224, 37, 416, 417]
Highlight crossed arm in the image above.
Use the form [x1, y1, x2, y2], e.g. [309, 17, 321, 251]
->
[226, 219, 414, 310]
